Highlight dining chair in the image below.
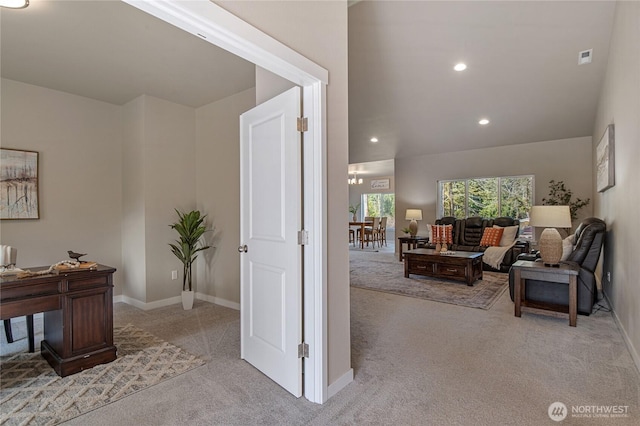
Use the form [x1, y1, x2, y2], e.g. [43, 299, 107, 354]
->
[348, 228, 356, 246]
[379, 217, 388, 246]
[363, 217, 381, 248]
[357, 216, 374, 243]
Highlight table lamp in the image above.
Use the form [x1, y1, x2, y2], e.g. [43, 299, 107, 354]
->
[405, 209, 423, 237]
[529, 205, 571, 266]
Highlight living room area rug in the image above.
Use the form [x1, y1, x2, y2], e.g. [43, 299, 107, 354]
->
[0, 323, 205, 426]
[350, 249, 509, 310]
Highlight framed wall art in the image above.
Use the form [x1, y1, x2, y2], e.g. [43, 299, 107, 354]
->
[370, 178, 390, 190]
[596, 124, 615, 192]
[1, 148, 40, 219]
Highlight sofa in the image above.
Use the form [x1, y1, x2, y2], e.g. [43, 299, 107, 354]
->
[508, 217, 606, 315]
[420, 216, 528, 272]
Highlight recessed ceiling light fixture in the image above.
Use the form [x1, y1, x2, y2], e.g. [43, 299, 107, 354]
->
[454, 63, 467, 72]
[0, 0, 29, 9]
[478, 119, 490, 125]
[370, 137, 379, 143]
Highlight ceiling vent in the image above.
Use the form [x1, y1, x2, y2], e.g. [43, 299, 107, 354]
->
[578, 49, 593, 65]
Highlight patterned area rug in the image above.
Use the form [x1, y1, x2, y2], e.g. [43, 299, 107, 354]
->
[350, 250, 508, 309]
[0, 324, 205, 426]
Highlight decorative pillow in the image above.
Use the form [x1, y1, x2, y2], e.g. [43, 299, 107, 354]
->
[431, 224, 453, 244]
[560, 234, 575, 261]
[480, 227, 504, 247]
[494, 225, 519, 247]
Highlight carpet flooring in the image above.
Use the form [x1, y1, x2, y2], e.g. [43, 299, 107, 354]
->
[350, 250, 507, 309]
[0, 324, 205, 426]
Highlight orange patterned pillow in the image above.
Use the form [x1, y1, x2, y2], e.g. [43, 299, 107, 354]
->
[480, 227, 504, 247]
[431, 224, 453, 244]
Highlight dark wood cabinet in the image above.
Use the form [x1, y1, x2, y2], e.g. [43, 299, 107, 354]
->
[1, 265, 117, 377]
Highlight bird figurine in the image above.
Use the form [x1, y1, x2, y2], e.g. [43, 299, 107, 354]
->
[67, 250, 87, 263]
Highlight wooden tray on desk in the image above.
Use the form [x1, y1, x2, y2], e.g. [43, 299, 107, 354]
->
[54, 261, 98, 272]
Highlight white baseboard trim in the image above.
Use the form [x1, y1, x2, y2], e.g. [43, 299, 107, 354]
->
[196, 292, 240, 311]
[604, 292, 640, 375]
[113, 293, 239, 311]
[327, 368, 353, 399]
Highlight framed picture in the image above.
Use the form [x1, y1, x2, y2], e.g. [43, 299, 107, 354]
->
[370, 178, 390, 190]
[596, 124, 615, 192]
[1, 148, 40, 219]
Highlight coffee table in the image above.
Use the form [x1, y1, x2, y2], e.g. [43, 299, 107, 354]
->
[404, 249, 483, 286]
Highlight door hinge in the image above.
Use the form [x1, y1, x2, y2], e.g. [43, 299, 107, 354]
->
[298, 230, 309, 245]
[298, 342, 309, 358]
[297, 117, 308, 132]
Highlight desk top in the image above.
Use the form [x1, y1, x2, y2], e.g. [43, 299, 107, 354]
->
[1, 264, 116, 284]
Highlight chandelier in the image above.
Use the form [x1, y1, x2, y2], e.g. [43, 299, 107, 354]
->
[348, 173, 363, 185]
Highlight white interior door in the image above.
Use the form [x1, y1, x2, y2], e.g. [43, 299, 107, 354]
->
[239, 87, 302, 397]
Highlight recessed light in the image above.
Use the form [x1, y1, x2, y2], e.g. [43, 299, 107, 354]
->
[454, 63, 467, 72]
[478, 119, 490, 125]
[370, 137, 379, 143]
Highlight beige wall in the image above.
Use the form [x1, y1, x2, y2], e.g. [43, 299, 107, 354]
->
[215, 0, 351, 386]
[395, 136, 593, 241]
[255, 66, 296, 105]
[195, 87, 256, 306]
[0, 79, 123, 292]
[592, 1, 640, 370]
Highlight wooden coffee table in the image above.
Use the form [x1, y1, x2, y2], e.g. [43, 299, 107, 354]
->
[404, 249, 483, 286]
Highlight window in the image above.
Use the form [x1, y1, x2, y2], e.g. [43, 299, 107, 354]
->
[361, 193, 395, 228]
[438, 175, 533, 231]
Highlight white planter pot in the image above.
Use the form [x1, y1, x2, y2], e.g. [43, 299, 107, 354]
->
[181, 290, 194, 310]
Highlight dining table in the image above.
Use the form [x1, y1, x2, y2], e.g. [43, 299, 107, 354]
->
[349, 221, 373, 249]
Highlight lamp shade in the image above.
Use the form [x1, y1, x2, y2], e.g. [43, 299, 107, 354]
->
[405, 209, 423, 221]
[529, 206, 571, 228]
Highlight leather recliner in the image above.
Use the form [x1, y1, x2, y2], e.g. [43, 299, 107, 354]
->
[508, 217, 606, 315]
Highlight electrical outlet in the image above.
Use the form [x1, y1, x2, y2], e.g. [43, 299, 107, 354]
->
[607, 272, 611, 282]
[171, 270, 178, 280]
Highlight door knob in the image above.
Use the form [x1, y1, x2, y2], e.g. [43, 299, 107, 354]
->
[238, 245, 248, 253]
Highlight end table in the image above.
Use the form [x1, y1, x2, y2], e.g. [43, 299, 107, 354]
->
[512, 260, 580, 327]
[398, 236, 429, 261]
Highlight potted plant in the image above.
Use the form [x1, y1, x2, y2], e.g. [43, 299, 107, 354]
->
[169, 209, 211, 310]
[349, 202, 361, 222]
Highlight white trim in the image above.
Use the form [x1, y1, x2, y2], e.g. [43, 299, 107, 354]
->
[327, 368, 354, 399]
[604, 293, 640, 375]
[115, 293, 240, 311]
[123, 0, 328, 403]
[196, 292, 240, 311]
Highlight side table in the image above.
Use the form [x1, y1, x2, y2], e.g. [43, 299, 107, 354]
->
[398, 236, 430, 261]
[511, 260, 580, 327]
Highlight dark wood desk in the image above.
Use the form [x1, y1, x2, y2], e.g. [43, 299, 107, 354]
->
[398, 236, 430, 261]
[0, 264, 117, 376]
[511, 260, 579, 327]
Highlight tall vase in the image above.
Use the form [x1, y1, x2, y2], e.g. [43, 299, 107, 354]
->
[182, 290, 194, 310]
[435, 243, 441, 253]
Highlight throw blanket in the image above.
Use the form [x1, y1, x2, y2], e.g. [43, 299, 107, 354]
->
[483, 241, 516, 269]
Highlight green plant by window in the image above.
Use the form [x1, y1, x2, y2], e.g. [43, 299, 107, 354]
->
[349, 202, 361, 215]
[542, 180, 590, 220]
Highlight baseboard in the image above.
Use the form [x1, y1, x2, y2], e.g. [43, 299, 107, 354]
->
[114, 293, 239, 311]
[604, 292, 640, 375]
[327, 368, 353, 399]
[195, 292, 240, 311]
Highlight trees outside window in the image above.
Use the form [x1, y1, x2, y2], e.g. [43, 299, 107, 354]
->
[439, 175, 533, 221]
[362, 193, 395, 228]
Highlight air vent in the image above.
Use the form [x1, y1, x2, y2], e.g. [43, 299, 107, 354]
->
[578, 49, 593, 65]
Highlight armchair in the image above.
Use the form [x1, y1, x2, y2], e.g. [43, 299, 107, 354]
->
[509, 217, 606, 315]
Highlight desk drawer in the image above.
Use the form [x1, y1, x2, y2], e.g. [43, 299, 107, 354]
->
[0, 295, 61, 318]
[407, 260, 436, 274]
[1, 280, 62, 301]
[67, 275, 109, 291]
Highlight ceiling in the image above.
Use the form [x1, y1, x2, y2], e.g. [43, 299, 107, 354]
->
[0, 1, 255, 108]
[348, 1, 616, 171]
[1, 1, 617, 180]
